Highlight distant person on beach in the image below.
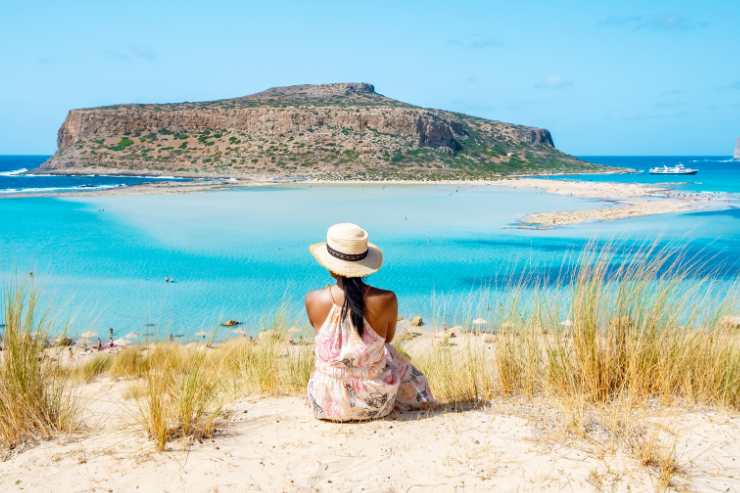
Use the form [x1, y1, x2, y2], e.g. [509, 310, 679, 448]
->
[305, 223, 434, 421]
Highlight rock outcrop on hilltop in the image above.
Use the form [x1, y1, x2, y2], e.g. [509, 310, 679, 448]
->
[40, 82, 598, 179]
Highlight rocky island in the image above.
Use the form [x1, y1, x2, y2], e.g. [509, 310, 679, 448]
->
[39, 83, 600, 180]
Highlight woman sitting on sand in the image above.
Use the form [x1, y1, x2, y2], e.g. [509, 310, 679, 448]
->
[305, 223, 434, 421]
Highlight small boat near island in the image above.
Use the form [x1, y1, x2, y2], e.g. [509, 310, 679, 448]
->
[648, 164, 698, 175]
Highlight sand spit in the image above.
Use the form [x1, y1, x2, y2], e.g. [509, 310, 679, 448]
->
[494, 178, 732, 227]
[0, 377, 737, 493]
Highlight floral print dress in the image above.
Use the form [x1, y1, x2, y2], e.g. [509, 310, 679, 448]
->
[307, 304, 434, 421]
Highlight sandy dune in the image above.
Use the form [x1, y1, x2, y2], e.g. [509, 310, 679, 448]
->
[1, 377, 737, 493]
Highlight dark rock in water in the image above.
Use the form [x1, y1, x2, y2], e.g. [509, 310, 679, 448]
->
[55, 336, 75, 347]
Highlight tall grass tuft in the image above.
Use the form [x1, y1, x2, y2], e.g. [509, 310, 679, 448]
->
[415, 340, 495, 408]
[73, 353, 113, 382]
[495, 243, 740, 409]
[140, 348, 220, 451]
[109, 346, 148, 378]
[0, 288, 76, 448]
[217, 338, 280, 395]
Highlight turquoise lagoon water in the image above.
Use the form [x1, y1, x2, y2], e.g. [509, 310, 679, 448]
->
[2, 185, 738, 338]
[1, 155, 738, 338]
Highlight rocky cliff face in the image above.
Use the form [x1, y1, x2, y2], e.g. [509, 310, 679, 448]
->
[41, 83, 594, 179]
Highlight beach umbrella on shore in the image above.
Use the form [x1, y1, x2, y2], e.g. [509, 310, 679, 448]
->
[232, 329, 248, 337]
[195, 330, 209, 339]
[80, 330, 97, 339]
[125, 332, 139, 339]
[473, 318, 488, 327]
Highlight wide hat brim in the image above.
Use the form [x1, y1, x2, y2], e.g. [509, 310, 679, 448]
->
[309, 242, 383, 277]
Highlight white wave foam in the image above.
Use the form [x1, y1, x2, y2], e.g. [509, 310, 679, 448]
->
[688, 158, 737, 164]
[106, 174, 185, 180]
[0, 184, 125, 194]
[0, 168, 28, 176]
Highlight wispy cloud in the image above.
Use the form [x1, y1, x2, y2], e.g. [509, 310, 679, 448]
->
[534, 75, 573, 90]
[447, 38, 502, 50]
[599, 14, 707, 32]
[104, 45, 157, 62]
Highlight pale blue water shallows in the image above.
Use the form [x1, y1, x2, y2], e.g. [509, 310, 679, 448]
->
[0, 155, 738, 338]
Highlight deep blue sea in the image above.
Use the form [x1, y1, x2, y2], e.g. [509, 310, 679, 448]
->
[0, 155, 188, 194]
[0, 155, 738, 338]
[547, 155, 740, 194]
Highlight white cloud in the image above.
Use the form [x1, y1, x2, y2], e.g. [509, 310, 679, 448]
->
[534, 75, 573, 90]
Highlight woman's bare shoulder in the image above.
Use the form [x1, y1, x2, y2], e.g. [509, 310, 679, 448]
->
[305, 287, 333, 330]
[304, 286, 329, 305]
[366, 286, 397, 306]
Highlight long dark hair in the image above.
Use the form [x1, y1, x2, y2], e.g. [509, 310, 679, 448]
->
[336, 275, 366, 336]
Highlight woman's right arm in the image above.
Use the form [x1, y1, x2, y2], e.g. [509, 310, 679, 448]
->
[305, 290, 323, 331]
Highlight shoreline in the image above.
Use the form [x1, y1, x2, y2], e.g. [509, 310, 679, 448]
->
[2, 170, 734, 228]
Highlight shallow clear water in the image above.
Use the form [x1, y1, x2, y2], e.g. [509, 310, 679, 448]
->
[1, 183, 738, 338]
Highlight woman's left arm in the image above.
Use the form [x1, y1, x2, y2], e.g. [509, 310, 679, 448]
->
[384, 292, 398, 343]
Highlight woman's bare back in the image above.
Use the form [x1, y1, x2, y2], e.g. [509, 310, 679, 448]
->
[305, 284, 398, 342]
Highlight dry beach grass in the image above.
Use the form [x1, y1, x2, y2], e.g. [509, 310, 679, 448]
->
[0, 290, 76, 450]
[0, 244, 738, 491]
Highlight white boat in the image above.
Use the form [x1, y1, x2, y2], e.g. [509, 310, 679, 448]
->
[648, 164, 698, 175]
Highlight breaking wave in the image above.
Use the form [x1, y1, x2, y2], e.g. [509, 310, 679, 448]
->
[0, 167, 28, 176]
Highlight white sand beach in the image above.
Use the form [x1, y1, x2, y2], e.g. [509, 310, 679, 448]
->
[2, 376, 737, 492]
[2, 326, 739, 493]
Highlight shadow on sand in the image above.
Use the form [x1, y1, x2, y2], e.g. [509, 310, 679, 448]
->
[386, 400, 487, 422]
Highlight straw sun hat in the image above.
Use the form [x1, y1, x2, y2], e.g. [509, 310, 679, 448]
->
[309, 223, 383, 277]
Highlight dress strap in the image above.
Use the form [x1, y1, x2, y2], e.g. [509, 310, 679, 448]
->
[328, 284, 339, 307]
[318, 303, 338, 330]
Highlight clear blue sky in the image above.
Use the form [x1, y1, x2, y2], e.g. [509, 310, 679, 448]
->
[2, 1, 739, 155]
